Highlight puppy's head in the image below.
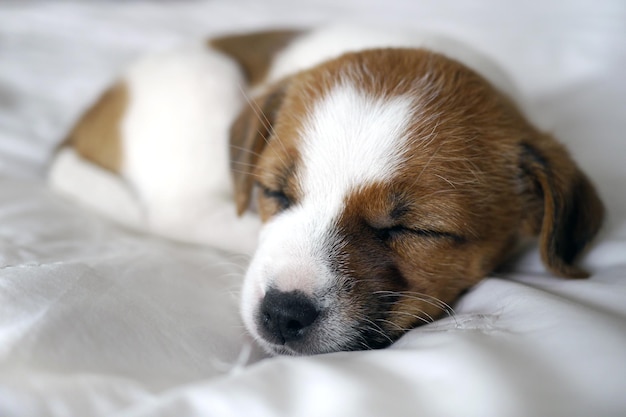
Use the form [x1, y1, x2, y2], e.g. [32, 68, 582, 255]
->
[231, 48, 603, 355]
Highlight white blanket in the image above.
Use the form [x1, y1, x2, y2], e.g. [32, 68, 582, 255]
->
[1, 1, 625, 416]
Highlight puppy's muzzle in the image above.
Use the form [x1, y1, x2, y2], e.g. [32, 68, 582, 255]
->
[258, 289, 320, 346]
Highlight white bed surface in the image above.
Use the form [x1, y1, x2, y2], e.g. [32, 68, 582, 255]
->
[1, 1, 626, 416]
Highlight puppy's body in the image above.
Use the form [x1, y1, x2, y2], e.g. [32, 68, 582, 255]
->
[49, 26, 603, 355]
[51, 43, 260, 254]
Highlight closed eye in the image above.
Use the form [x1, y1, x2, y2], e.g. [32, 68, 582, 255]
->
[258, 183, 291, 210]
[374, 224, 465, 244]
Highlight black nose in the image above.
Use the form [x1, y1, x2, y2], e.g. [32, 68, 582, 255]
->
[258, 289, 320, 345]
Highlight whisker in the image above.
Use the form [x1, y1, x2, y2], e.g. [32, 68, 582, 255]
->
[352, 332, 373, 351]
[391, 310, 433, 325]
[231, 160, 262, 168]
[348, 310, 394, 346]
[237, 84, 271, 132]
[230, 168, 264, 180]
[375, 318, 407, 333]
[373, 290, 457, 326]
[237, 84, 290, 170]
[230, 144, 265, 159]
[373, 290, 456, 315]
[361, 317, 394, 345]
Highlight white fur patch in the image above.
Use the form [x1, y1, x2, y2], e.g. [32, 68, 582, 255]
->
[49, 147, 144, 227]
[118, 44, 262, 254]
[241, 82, 415, 346]
[121, 44, 243, 211]
[299, 82, 414, 200]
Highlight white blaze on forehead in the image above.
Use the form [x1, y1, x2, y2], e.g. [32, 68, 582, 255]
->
[299, 82, 415, 203]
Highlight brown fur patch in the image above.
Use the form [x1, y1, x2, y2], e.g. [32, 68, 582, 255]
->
[518, 138, 604, 278]
[211, 30, 302, 87]
[64, 82, 127, 172]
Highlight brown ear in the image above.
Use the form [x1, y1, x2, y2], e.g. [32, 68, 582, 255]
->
[230, 81, 289, 215]
[519, 136, 604, 278]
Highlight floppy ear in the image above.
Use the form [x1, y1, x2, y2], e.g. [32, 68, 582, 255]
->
[229, 81, 289, 215]
[518, 135, 604, 278]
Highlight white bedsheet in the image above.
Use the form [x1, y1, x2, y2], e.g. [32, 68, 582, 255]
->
[1, 1, 625, 416]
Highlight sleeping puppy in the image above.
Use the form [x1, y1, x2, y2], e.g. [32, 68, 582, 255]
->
[49, 26, 604, 355]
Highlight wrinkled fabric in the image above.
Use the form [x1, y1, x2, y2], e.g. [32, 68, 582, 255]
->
[1, 1, 625, 416]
